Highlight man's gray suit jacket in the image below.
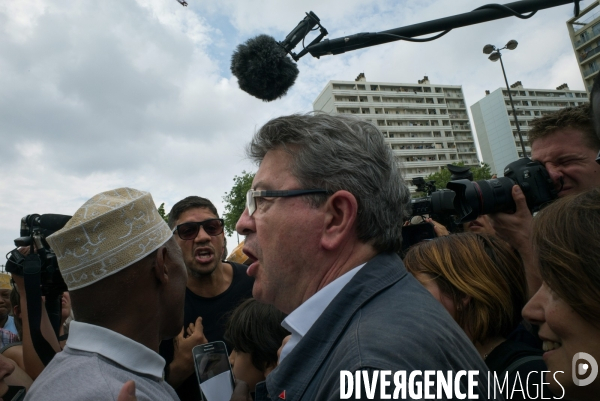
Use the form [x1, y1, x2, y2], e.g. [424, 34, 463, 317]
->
[254, 252, 500, 401]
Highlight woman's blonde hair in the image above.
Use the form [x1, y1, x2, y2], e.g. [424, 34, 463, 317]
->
[404, 233, 527, 343]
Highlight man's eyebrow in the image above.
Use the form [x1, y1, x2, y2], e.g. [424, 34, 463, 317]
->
[251, 180, 272, 191]
[555, 153, 586, 162]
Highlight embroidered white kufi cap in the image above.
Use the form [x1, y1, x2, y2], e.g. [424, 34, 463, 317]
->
[47, 188, 173, 291]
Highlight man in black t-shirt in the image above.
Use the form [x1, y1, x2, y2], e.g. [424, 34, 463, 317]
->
[159, 196, 254, 401]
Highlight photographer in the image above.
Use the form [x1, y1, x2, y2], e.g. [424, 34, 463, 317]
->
[2, 267, 72, 379]
[490, 105, 600, 297]
[10, 271, 61, 381]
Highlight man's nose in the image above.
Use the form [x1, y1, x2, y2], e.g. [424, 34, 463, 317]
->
[194, 226, 212, 243]
[545, 165, 563, 188]
[236, 208, 254, 236]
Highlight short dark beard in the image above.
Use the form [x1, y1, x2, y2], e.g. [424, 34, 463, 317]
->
[187, 262, 220, 279]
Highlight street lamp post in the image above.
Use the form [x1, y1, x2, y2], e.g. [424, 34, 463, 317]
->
[483, 40, 528, 158]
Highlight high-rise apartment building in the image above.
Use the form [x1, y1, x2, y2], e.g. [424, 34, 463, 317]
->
[313, 74, 479, 189]
[470, 82, 588, 176]
[567, 0, 600, 93]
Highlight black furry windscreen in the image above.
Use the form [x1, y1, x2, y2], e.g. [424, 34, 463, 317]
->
[230, 34, 299, 102]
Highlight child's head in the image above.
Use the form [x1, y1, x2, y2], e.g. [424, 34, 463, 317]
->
[224, 298, 289, 391]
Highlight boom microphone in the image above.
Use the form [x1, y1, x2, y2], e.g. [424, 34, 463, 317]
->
[231, 2, 579, 101]
[230, 35, 299, 102]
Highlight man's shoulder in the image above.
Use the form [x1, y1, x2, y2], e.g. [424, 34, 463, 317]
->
[25, 349, 178, 401]
[25, 350, 114, 400]
[228, 261, 253, 280]
[331, 273, 483, 370]
[224, 261, 254, 292]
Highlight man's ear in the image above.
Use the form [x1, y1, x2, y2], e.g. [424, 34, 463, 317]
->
[321, 190, 358, 251]
[153, 246, 169, 285]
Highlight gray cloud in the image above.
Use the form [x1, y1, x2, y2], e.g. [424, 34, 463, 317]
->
[0, 0, 590, 253]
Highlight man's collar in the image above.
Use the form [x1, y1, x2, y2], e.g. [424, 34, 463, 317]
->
[66, 321, 166, 379]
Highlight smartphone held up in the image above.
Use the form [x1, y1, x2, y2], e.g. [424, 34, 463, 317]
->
[193, 342, 235, 401]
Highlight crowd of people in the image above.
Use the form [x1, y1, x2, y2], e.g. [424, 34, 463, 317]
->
[0, 81, 599, 401]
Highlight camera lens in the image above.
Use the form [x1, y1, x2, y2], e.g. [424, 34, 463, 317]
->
[475, 177, 516, 214]
[447, 177, 515, 223]
[430, 189, 456, 215]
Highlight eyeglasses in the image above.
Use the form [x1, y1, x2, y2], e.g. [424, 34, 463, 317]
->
[246, 189, 330, 216]
[174, 218, 224, 240]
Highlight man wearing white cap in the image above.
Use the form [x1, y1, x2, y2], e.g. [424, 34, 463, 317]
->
[25, 188, 187, 400]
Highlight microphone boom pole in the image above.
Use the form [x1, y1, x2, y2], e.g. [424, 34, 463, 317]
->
[304, 0, 579, 58]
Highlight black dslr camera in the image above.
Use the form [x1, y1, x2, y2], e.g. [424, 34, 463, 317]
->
[409, 164, 473, 219]
[404, 165, 472, 246]
[409, 178, 455, 217]
[447, 157, 558, 223]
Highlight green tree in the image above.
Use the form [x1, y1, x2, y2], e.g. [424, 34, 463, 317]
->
[222, 171, 255, 236]
[423, 162, 493, 192]
[157, 203, 169, 223]
[472, 162, 492, 181]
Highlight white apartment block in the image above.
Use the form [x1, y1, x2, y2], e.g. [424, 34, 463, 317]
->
[567, 0, 600, 93]
[313, 74, 480, 190]
[470, 82, 588, 176]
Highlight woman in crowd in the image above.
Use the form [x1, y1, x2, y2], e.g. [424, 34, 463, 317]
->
[404, 233, 548, 400]
[523, 187, 600, 401]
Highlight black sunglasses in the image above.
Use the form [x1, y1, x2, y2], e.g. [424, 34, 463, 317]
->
[174, 219, 224, 240]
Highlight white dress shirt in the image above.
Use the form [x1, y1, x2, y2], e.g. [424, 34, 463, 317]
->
[278, 263, 365, 363]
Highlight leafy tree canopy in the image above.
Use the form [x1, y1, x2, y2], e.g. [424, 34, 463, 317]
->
[416, 162, 492, 197]
[223, 171, 255, 236]
[157, 202, 169, 223]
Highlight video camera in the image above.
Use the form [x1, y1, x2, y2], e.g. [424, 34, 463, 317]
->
[4, 213, 71, 367]
[409, 157, 558, 224]
[5, 214, 71, 294]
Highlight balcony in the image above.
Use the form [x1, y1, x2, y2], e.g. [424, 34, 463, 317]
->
[402, 159, 454, 168]
[575, 27, 600, 48]
[572, 8, 600, 33]
[444, 92, 463, 98]
[579, 44, 600, 61]
[390, 146, 457, 154]
[584, 63, 600, 78]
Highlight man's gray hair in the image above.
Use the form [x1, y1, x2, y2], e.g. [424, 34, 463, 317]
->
[247, 113, 410, 253]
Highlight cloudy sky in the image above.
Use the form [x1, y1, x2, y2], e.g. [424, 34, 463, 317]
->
[0, 0, 589, 257]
